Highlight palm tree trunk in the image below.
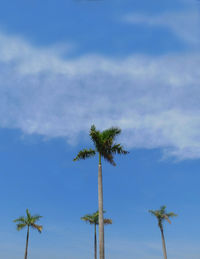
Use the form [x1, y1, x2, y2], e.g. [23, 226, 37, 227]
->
[160, 227, 167, 259]
[24, 226, 29, 259]
[94, 223, 97, 259]
[98, 154, 104, 259]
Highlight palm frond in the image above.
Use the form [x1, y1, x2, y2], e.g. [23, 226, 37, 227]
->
[31, 223, 43, 233]
[13, 217, 26, 223]
[73, 148, 96, 161]
[149, 210, 158, 217]
[81, 213, 92, 219]
[32, 215, 43, 223]
[103, 218, 112, 225]
[26, 209, 31, 221]
[89, 125, 102, 151]
[81, 214, 96, 224]
[160, 206, 166, 214]
[111, 144, 129, 155]
[164, 215, 171, 224]
[149, 209, 155, 215]
[102, 127, 121, 142]
[16, 223, 27, 231]
[167, 212, 178, 218]
[100, 149, 116, 166]
[81, 216, 90, 222]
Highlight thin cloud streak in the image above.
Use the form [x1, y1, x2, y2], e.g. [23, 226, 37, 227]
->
[0, 31, 200, 159]
[123, 10, 200, 45]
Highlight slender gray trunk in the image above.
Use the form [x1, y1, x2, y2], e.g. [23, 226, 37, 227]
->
[98, 163, 104, 259]
[160, 227, 167, 259]
[94, 223, 97, 259]
[24, 226, 29, 259]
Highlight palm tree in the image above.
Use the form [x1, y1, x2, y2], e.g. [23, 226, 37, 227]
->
[74, 124, 128, 259]
[81, 211, 112, 259]
[13, 209, 43, 259]
[149, 205, 177, 259]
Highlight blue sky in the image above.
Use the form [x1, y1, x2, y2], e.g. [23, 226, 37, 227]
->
[0, 0, 200, 258]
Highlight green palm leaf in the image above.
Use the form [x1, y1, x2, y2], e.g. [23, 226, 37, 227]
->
[111, 144, 129, 155]
[31, 224, 43, 233]
[101, 127, 121, 141]
[103, 218, 112, 225]
[90, 125, 102, 151]
[16, 223, 27, 231]
[13, 217, 26, 223]
[73, 148, 96, 161]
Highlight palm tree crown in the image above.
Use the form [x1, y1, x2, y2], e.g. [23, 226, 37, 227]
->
[13, 209, 43, 233]
[73, 125, 128, 165]
[81, 211, 112, 225]
[149, 205, 177, 229]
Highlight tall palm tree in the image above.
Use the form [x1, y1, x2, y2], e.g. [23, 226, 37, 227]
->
[81, 211, 112, 259]
[149, 205, 177, 259]
[74, 124, 128, 259]
[13, 209, 43, 259]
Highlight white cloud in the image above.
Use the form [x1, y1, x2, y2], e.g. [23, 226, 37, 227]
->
[124, 10, 200, 45]
[0, 31, 200, 159]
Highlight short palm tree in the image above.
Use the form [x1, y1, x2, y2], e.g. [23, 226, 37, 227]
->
[74, 124, 128, 259]
[81, 211, 112, 259]
[13, 209, 43, 259]
[149, 205, 177, 259]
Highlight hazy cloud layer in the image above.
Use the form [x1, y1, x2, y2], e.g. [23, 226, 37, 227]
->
[0, 31, 200, 159]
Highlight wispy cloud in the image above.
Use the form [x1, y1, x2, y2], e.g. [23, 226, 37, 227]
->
[123, 10, 200, 45]
[0, 31, 200, 159]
